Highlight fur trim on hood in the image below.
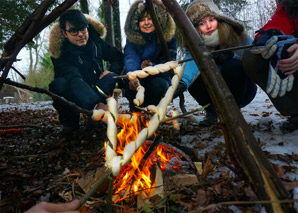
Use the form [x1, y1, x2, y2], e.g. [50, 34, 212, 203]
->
[49, 14, 106, 59]
[124, 0, 176, 45]
[186, 0, 244, 34]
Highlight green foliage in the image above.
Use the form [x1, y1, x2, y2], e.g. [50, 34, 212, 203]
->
[25, 50, 54, 101]
[0, 0, 43, 50]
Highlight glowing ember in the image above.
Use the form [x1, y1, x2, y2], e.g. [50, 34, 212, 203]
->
[108, 112, 183, 202]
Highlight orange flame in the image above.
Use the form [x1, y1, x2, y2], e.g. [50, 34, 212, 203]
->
[109, 112, 182, 202]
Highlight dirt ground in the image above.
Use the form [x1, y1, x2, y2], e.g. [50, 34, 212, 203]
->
[0, 101, 297, 212]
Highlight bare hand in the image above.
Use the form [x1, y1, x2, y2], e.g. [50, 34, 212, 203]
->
[277, 43, 298, 75]
[25, 199, 80, 213]
[141, 60, 152, 69]
[95, 102, 108, 111]
[99, 70, 112, 79]
[129, 79, 139, 90]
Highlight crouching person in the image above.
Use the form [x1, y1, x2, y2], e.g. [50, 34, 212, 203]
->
[242, 0, 298, 131]
[174, 0, 257, 127]
[48, 9, 124, 135]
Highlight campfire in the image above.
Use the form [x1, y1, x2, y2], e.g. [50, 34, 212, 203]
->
[86, 61, 197, 205]
[111, 112, 187, 202]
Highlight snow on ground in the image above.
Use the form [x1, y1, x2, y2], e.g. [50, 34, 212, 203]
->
[1, 86, 297, 181]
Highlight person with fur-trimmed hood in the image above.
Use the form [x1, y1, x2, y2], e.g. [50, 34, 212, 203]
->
[48, 9, 123, 135]
[242, 0, 298, 132]
[123, 0, 177, 111]
[175, 0, 257, 127]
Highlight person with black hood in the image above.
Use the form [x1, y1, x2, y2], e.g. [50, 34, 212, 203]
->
[123, 0, 177, 111]
[242, 0, 298, 132]
[175, 0, 257, 127]
[48, 9, 124, 135]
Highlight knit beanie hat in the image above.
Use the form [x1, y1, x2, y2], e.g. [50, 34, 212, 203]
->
[186, 0, 244, 34]
[125, 0, 176, 45]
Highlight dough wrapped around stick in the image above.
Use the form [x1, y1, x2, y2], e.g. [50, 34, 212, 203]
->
[134, 70, 149, 78]
[127, 71, 137, 80]
[165, 60, 179, 69]
[133, 85, 145, 106]
[147, 105, 157, 113]
[105, 65, 184, 177]
[154, 64, 171, 73]
[143, 66, 159, 75]
[171, 109, 180, 130]
[92, 109, 106, 121]
[122, 142, 137, 165]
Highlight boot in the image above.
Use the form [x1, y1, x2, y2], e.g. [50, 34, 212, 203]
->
[280, 115, 298, 132]
[199, 105, 218, 127]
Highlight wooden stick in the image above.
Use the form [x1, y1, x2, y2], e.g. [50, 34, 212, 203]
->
[161, 104, 210, 123]
[179, 44, 255, 64]
[113, 44, 255, 79]
[79, 167, 111, 207]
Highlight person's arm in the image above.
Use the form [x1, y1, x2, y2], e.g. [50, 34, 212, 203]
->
[124, 41, 142, 74]
[25, 199, 80, 213]
[51, 57, 82, 81]
[181, 50, 200, 88]
[256, 4, 294, 38]
[100, 39, 124, 75]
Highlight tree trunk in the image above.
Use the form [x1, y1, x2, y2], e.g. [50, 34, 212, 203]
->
[112, 0, 122, 50]
[80, 0, 89, 14]
[103, 0, 114, 46]
[161, 0, 292, 212]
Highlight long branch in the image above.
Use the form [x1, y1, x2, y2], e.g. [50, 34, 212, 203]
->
[2, 78, 93, 116]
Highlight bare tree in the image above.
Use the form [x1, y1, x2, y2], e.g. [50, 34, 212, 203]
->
[80, 0, 89, 14]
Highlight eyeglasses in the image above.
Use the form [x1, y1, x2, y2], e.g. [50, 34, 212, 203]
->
[65, 26, 88, 36]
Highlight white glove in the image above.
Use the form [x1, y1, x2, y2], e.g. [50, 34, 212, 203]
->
[266, 64, 294, 98]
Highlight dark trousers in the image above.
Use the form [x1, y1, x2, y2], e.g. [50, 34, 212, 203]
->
[49, 73, 118, 127]
[125, 76, 169, 108]
[189, 58, 257, 108]
[242, 50, 298, 116]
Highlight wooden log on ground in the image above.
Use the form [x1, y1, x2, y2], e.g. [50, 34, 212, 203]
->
[161, 0, 292, 212]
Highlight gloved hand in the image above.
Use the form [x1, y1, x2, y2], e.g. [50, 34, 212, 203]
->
[173, 81, 187, 99]
[266, 65, 294, 98]
[250, 29, 284, 59]
[265, 35, 297, 98]
[212, 51, 234, 66]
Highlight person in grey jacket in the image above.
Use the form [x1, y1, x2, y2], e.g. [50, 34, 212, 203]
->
[175, 0, 257, 127]
[48, 9, 123, 135]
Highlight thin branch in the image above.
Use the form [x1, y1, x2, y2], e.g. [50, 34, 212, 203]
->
[2, 78, 93, 116]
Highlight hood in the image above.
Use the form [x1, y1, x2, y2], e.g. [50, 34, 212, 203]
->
[186, 0, 244, 34]
[49, 14, 106, 59]
[124, 0, 176, 45]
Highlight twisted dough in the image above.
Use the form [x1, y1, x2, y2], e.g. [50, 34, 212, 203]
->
[130, 60, 180, 107]
[105, 63, 185, 176]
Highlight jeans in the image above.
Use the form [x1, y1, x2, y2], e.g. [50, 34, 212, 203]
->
[49, 73, 118, 127]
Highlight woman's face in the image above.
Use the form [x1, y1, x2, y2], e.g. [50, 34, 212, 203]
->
[139, 14, 155, 33]
[198, 15, 218, 36]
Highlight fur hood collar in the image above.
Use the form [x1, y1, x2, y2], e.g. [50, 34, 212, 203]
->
[124, 0, 176, 45]
[186, 0, 244, 34]
[49, 14, 106, 59]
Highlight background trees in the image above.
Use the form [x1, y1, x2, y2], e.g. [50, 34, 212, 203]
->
[0, 0, 276, 101]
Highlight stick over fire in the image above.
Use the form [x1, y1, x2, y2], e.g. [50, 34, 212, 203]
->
[104, 63, 185, 176]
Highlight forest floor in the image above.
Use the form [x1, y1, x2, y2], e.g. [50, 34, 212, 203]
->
[0, 90, 297, 212]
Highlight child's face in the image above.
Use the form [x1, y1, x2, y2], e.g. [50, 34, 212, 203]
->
[198, 15, 218, 36]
